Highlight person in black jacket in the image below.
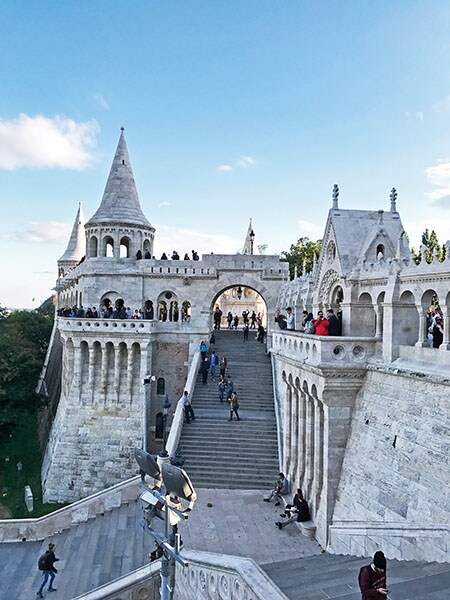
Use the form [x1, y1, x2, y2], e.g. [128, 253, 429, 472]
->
[37, 543, 59, 597]
[327, 308, 341, 336]
[275, 489, 310, 529]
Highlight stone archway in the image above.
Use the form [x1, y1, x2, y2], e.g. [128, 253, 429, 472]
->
[210, 284, 268, 330]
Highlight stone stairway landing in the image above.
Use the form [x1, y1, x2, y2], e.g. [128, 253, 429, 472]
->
[179, 329, 279, 489]
[261, 554, 450, 600]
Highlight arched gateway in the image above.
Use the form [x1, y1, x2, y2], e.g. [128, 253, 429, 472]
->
[42, 130, 288, 503]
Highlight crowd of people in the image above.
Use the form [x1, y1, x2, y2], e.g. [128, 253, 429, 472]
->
[427, 309, 444, 348]
[57, 304, 154, 320]
[275, 307, 342, 336]
[137, 249, 201, 261]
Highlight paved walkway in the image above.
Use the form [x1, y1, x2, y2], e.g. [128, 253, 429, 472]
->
[0, 488, 319, 600]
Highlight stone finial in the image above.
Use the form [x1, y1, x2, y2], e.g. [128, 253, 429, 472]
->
[312, 252, 317, 274]
[433, 246, 440, 263]
[302, 261, 306, 277]
[390, 187, 398, 212]
[419, 243, 427, 264]
[294, 265, 298, 279]
[444, 240, 450, 260]
[332, 184, 339, 209]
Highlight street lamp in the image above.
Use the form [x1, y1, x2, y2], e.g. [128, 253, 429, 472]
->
[16, 461, 22, 511]
[237, 286, 243, 300]
[142, 375, 156, 452]
[135, 448, 197, 600]
[249, 228, 255, 255]
[160, 395, 171, 458]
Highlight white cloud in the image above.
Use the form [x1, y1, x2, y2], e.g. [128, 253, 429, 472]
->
[404, 111, 424, 121]
[158, 201, 170, 207]
[0, 221, 71, 244]
[296, 219, 323, 237]
[425, 160, 450, 206]
[236, 155, 256, 168]
[217, 164, 233, 172]
[93, 93, 109, 110]
[432, 95, 450, 113]
[0, 114, 99, 170]
[153, 224, 241, 257]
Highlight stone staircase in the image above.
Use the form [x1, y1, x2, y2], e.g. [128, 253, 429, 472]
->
[178, 329, 280, 489]
[262, 553, 450, 600]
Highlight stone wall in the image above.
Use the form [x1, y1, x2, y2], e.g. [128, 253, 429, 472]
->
[330, 368, 450, 561]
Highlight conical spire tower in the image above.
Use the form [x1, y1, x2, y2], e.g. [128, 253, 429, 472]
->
[242, 218, 258, 255]
[85, 129, 155, 260]
[58, 202, 86, 276]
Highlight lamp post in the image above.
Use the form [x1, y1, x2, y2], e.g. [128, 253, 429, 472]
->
[249, 228, 255, 255]
[237, 286, 243, 300]
[143, 375, 156, 452]
[16, 461, 22, 511]
[160, 395, 171, 458]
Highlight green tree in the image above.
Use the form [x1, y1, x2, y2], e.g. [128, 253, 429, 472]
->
[281, 237, 322, 279]
[412, 229, 445, 264]
[0, 310, 53, 432]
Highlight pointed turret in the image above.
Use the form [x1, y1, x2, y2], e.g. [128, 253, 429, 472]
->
[241, 218, 258, 255]
[58, 203, 86, 275]
[84, 129, 155, 260]
[86, 128, 152, 228]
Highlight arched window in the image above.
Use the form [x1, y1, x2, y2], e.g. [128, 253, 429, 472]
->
[103, 236, 114, 257]
[155, 412, 164, 439]
[120, 236, 130, 258]
[182, 301, 191, 321]
[144, 300, 154, 319]
[376, 244, 385, 259]
[157, 377, 165, 395]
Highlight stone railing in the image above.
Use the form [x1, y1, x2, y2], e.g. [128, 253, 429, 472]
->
[166, 350, 202, 457]
[72, 563, 160, 600]
[329, 521, 450, 563]
[271, 331, 378, 368]
[0, 476, 140, 543]
[173, 549, 289, 600]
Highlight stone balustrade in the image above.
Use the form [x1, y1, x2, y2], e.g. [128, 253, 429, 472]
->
[328, 521, 450, 563]
[271, 331, 378, 368]
[71, 563, 160, 600]
[0, 476, 140, 543]
[173, 549, 288, 600]
[57, 317, 199, 334]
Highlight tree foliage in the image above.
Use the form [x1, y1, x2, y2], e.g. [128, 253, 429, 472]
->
[281, 237, 322, 279]
[411, 228, 445, 264]
[0, 308, 53, 432]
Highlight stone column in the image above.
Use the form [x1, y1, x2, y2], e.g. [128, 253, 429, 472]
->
[415, 308, 428, 347]
[283, 384, 292, 475]
[100, 342, 108, 398]
[113, 343, 121, 400]
[87, 343, 95, 390]
[290, 388, 299, 486]
[313, 397, 324, 513]
[375, 304, 383, 338]
[298, 388, 307, 491]
[439, 307, 450, 351]
[305, 393, 315, 500]
[127, 343, 134, 396]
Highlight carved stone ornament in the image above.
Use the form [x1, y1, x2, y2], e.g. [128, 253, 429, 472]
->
[318, 269, 340, 304]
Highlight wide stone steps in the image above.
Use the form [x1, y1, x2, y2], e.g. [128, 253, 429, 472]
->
[179, 330, 280, 489]
[261, 554, 450, 600]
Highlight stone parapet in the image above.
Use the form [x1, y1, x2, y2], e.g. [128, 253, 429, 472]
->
[173, 549, 289, 600]
[328, 521, 450, 563]
[71, 563, 160, 600]
[271, 331, 378, 369]
[0, 476, 140, 543]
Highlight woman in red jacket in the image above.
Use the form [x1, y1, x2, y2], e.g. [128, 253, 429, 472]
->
[314, 311, 329, 336]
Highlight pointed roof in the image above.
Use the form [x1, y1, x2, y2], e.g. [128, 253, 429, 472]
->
[59, 202, 86, 263]
[241, 218, 259, 255]
[85, 129, 153, 229]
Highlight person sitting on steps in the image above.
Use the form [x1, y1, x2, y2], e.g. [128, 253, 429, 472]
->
[275, 489, 310, 529]
[264, 472, 289, 506]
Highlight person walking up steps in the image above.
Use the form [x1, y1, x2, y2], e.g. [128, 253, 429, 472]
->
[228, 390, 240, 421]
[37, 543, 59, 597]
[209, 350, 219, 381]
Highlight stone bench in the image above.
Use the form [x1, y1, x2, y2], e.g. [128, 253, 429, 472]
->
[298, 520, 316, 539]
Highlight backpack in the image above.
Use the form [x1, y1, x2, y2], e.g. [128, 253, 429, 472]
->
[38, 552, 47, 571]
[305, 320, 316, 334]
[358, 565, 372, 588]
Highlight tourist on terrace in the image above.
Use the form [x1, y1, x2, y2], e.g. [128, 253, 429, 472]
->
[286, 307, 295, 330]
[314, 311, 329, 335]
[327, 308, 341, 336]
[264, 472, 289, 506]
[275, 309, 287, 330]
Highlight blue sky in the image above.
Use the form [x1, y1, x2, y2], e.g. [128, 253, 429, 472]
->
[1, 1, 450, 307]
